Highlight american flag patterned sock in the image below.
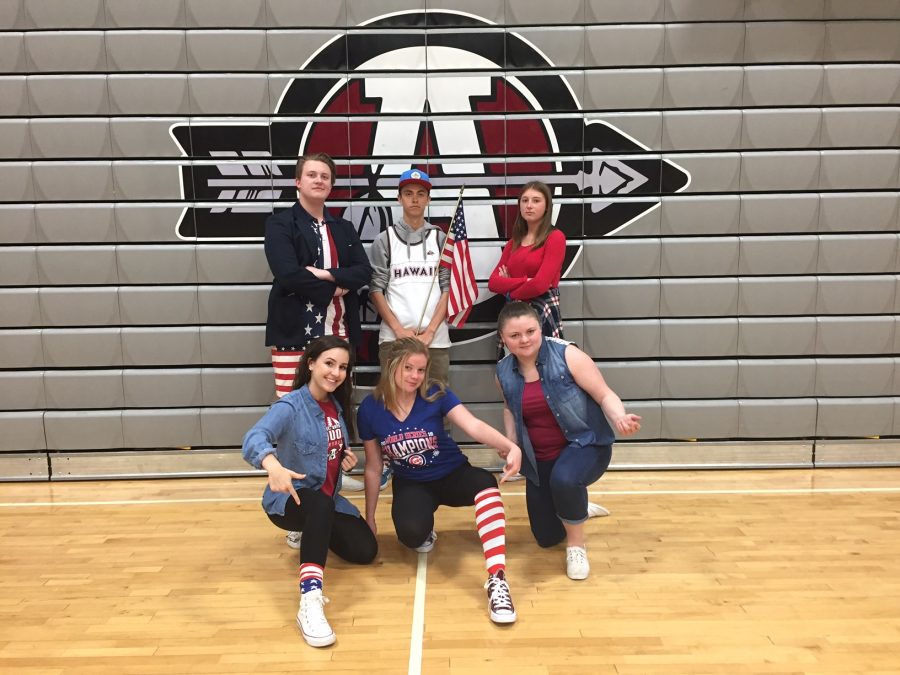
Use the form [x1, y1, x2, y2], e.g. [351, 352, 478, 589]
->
[299, 562, 324, 594]
[474, 487, 506, 575]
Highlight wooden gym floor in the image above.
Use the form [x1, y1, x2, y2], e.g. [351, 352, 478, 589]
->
[1, 468, 899, 675]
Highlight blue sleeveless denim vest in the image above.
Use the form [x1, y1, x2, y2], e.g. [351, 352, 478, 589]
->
[496, 337, 615, 484]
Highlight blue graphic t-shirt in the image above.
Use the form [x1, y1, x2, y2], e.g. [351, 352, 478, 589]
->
[357, 386, 466, 481]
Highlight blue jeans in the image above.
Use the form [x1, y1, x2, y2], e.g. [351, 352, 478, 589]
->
[526, 443, 612, 548]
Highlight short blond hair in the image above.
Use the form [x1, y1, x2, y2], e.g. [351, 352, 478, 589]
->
[295, 152, 336, 184]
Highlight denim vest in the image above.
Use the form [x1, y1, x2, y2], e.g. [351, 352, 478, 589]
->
[242, 385, 359, 517]
[496, 337, 615, 484]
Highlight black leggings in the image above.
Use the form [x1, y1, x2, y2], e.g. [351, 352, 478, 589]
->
[267, 488, 377, 567]
[390, 462, 497, 549]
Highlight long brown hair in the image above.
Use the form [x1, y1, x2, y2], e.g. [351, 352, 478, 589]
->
[374, 337, 444, 414]
[293, 336, 355, 437]
[510, 181, 554, 250]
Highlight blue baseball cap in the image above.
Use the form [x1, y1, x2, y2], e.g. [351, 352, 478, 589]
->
[398, 169, 432, 191]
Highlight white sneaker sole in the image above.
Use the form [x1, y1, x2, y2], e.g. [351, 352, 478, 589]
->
[414, 530, 437, 553]
[296, 616, 336, 647]
[490, 610, 517, 624]
[567, 568, 590, 581]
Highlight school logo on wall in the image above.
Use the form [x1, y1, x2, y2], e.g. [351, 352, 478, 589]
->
[169, 9, 689, 337]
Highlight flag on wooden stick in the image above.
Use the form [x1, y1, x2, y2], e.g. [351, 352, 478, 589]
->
[440, 199, 478, 328]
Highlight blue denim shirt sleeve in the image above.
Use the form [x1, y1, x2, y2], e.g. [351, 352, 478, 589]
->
[242, 398, 296, 469]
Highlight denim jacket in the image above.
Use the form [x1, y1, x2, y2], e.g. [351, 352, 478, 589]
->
[242, 385, 359, 517]
[496, 337, 616, 484]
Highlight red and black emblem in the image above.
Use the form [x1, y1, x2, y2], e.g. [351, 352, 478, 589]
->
[170, 9, 689, 353]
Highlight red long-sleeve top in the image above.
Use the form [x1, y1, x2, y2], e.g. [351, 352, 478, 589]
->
[488, 228, 566, 301]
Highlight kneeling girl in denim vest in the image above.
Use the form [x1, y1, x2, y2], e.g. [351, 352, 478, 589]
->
[495, 302, 642, 580]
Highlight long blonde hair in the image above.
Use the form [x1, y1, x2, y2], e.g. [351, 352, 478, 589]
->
[375, 337, 445, 413]
[510, 181, 555, 251]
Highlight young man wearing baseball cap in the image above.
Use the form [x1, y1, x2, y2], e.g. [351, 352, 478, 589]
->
[367, 169, 451, 386]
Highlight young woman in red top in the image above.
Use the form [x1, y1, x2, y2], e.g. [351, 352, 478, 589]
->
[489, 182, 602, 489]
[488, 181, 566, 342]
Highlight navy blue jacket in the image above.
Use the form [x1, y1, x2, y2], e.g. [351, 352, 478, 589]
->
[264, 202, 372, 347]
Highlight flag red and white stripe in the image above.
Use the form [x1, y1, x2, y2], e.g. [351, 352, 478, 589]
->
[439, 200, 478, 328]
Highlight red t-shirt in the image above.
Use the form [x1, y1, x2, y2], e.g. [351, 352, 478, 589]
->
[488, 228, 566, 301]
[317, 398, 344, 497]
[521, 379, 568, 462]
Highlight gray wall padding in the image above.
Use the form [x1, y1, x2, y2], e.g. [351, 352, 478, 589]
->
[2, 3, 899, 477]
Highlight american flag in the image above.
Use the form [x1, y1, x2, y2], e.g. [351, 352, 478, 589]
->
[440, 200, 478, 327]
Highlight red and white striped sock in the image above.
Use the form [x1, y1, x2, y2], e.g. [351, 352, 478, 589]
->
[474, 487, 506, 575]
[299, 562, 324, 594]
[272, 348, 303, 398]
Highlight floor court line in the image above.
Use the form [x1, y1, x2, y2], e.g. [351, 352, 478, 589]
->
[3, 481, 899, 673]
[3, 484, 900, 508]
[407, 552, 428, 675]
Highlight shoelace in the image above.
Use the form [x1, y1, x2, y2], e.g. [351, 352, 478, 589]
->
[486, 576, 513, 612]
[567, 548, 588, 565]
[301, 594, 331, 629]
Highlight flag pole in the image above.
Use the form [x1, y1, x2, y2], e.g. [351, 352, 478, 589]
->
[415, 185, 465, 335]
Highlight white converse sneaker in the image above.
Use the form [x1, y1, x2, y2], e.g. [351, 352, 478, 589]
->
[587, 502, 610, 518]
[485, 569, 517, 624]
[566, 546, 590, 580]
[296, 589, 336, 647]
[285, 531, 301, 549]
[340, 474, 364, 492]
[414, 529, 437, 553]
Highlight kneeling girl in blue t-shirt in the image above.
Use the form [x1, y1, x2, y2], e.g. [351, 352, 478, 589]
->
[357, 337, 522, 624]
